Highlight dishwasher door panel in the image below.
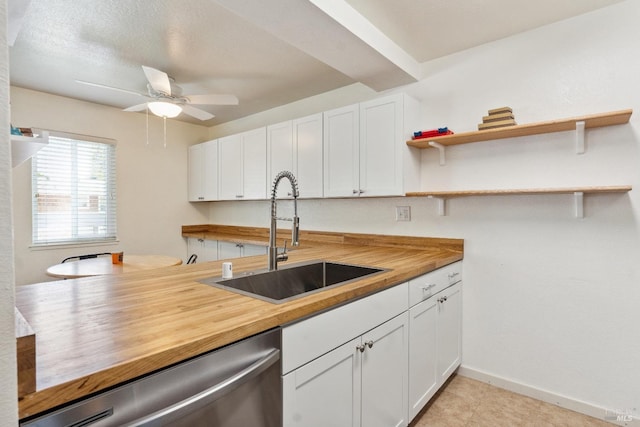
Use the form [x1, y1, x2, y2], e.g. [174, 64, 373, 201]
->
[21, 328, 282, 427]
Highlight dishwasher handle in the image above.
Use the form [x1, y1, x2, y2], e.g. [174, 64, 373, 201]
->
[124, 348, 280, 427]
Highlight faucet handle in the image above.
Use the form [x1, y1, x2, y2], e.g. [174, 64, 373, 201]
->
[276, 240, 289, 262]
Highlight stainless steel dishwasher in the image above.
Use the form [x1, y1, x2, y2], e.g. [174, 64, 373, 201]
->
[21, 328, 281, 427]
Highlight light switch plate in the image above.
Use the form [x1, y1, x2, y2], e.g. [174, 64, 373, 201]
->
[395, 206, 411, 221]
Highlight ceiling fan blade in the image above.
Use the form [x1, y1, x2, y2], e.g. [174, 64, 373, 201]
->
[142, 65, 172, 95]
[186, 94, 239, 105]
[76, 80, 147, 97]
[182, 105, 214, 121]
[123, 103, 149, 112]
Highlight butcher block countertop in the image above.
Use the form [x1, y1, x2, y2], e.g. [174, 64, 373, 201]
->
[16, 225, 463, 419]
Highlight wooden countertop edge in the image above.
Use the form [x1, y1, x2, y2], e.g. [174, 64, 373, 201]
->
[182, 224, 464, 252]
[18, 231, 463, 418]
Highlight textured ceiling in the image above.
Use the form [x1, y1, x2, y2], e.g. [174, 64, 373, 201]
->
[8, 0, 625, 125]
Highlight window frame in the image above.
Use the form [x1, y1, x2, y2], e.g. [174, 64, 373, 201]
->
[31, 131, 117, 247]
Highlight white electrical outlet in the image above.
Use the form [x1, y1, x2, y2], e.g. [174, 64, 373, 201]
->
[395, 206, 411, 221]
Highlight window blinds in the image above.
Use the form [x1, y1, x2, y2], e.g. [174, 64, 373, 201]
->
[32, 135, 117, 245]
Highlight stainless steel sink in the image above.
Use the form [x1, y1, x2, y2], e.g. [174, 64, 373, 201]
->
[199, 260, 386, 304]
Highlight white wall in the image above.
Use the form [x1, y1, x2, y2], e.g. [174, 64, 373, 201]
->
[1, 0, 18, 424]
[207, 1, 640, 421]
[10, 88, 211, 285]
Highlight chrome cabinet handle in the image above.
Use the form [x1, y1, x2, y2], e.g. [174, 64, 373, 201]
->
[352, 189, 359, 195]
[235, 195, 244, 198]
[356, 344, 366, 353]
[366, 340, 373, 349]
[438, 296, 448, 303]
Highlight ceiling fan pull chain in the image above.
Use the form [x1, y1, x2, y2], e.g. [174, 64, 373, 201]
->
[163, 116, 167, 148]
[146, 105, 149, 146]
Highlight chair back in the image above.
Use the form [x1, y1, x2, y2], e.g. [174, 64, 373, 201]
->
[61, 252, 112, 263]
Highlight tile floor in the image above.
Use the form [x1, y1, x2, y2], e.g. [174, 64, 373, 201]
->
[409, 374, 614, 427]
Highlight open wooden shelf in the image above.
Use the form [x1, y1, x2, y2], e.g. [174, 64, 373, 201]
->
[406, 185, 632, 198]
[406, 185, 632, 218]
[406, 109, 632, 148]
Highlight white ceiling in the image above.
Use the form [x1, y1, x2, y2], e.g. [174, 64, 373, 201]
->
[8, 0, 625, 126]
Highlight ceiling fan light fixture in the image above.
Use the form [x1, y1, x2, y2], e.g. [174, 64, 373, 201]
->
[148, 101, 182, 118]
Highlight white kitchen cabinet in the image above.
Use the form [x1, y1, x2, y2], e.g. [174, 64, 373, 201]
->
[282, 283, 408, 427]
[408, 263, 462, 421]
[283, 337, 361, 427]
[323, 104, 359, 198]
[267, 121, 295, 198]
[218, 127, 267, 200]
[218, 241, 267, 260]
[188, 139, 218, 202]
[408, 295, 438, 419]
[437, 282, 462, 384]
[361, 312, 409, 427]
[323, 94, 420, 198]
[283, 313, 408, 427]
[268, 114, 324, 199]
[293, 113, 323, 198]
[186, 237, 218, 263]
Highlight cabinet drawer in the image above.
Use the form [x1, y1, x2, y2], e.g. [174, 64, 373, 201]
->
[282, 282, 408, 374]
[408, 262, 462, 307]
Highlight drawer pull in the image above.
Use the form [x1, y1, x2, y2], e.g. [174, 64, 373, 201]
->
[448, 272, 460, 279]
[421, 284, 436, 292]
[356, 344, 366, 353]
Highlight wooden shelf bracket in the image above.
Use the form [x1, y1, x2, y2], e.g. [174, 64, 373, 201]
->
[428, 196, 447, 216]
[428, 141, 446, 165]
[575, 121, 585, 154]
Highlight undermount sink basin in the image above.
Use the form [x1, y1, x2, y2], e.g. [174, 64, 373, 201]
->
[199, 260, 386, 304]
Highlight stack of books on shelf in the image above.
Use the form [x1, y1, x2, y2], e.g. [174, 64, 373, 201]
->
[478, 107, 516, 130]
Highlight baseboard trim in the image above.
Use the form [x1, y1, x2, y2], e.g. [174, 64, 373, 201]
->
[457, 366, 638, 427]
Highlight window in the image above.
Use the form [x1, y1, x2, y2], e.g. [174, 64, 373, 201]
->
[32, 133, 117, 246]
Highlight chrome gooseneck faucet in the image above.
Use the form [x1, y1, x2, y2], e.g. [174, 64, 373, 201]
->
[268, 171, 300, 271]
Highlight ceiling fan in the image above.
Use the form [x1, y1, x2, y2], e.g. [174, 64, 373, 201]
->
[77, 66, 238, 121]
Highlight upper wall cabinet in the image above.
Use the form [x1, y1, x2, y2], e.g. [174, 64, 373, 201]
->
[219, 127, 267, 200]
[188, 139, 218, 202]
[267, 113, 324, 199]
[323, 104, 359, 198]
[267, 121, 295, 198]
[324, 93, 421, 198]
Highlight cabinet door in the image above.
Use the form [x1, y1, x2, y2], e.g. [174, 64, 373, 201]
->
[359, 95, 403, 197]
[217, 241, 242, 260]
[202, 139, 218, 201]
[267, 121, 294, 198]
[188, 143, 204, 201]
[186, 238, 218, 263]
[241, 127, 267, 200]
[361, 312, 408, 427]
[201, 239, 218, 262]
[242, 243, 267, 257]
[283, 337, 361, 427]
[408, 296, 438, 420]
[437, 282, 462, 384]
[218, 134, 243, 200]
[293, 113, 323, 198]
[323, 104, 359, 198]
